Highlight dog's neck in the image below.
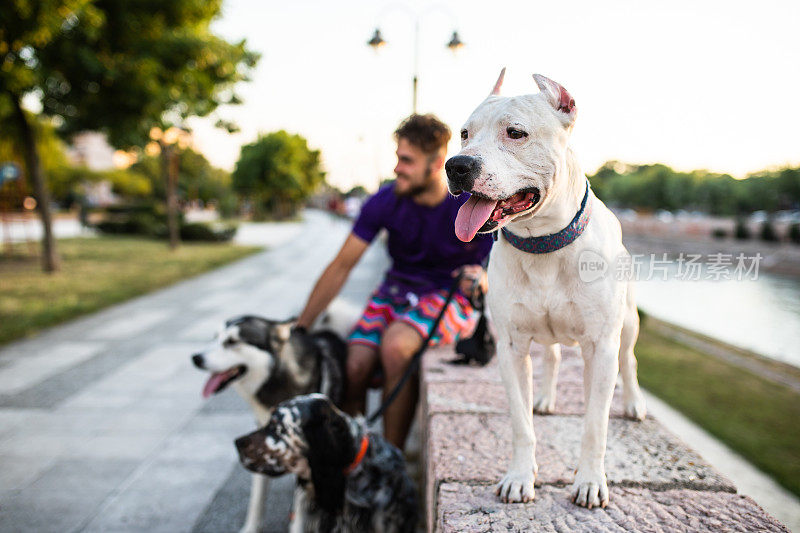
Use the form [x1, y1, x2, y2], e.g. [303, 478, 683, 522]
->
[506, 147, 587, 238]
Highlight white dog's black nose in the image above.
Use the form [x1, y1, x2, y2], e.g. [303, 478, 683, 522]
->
[445, 155, 481, 193]
[191, 354, 204, 369]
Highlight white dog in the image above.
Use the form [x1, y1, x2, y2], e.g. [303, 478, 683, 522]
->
[445, 69, 647, 509]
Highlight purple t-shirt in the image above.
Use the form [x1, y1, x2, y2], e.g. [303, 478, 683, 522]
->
[352, 182, 493, 300]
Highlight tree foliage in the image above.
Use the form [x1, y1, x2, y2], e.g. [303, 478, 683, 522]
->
[132, 147, 231, 203]
[232, 131, 325, 219]
[589, 162, 800, 215]
[0, 113, 150, 205]
[0, 112, 67, 177]
[1, 0, 258, 269]
[35, 0, 259, 148]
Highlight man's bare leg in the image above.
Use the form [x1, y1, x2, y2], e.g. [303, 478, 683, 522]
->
[343, 343, 379, 416]
[380, 322, 425, 450]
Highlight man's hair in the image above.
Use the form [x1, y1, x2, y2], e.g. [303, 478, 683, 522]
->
[394, 114, 451, 155]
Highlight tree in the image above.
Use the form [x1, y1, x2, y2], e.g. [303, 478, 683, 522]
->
[1, 1, 258, 267]
[1, 1, 100, 270]
[232, 131, 326, 219]
[132, 147, 232, 204]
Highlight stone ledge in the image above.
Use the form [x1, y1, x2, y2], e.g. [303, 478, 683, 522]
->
[426, 380, 626, 417]
[421, 345, 788, 532]
[438, 483, 789, 533]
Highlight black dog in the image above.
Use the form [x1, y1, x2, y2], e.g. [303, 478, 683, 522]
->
[235, 394, 419, 533]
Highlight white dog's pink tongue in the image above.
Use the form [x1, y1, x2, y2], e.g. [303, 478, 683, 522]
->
[202, 372, 227, 398]
[455, 196, 497, 242]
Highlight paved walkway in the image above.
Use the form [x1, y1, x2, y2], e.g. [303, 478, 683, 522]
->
[0, 210, 388, 533]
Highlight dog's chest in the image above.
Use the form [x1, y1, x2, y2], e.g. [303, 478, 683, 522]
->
[489, 248, 587, 346]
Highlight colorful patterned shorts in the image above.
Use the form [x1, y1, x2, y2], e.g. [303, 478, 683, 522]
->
[348, 290, 477, 349]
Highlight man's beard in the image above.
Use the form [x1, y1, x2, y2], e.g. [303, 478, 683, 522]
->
[395, 168, 435, 198]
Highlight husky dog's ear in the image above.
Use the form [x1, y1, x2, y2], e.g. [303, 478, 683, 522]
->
[533, 74, 577, 126]
[225, 315, 246, 328]
[489, 67, 506, 96]
[275, 322, 293, 342]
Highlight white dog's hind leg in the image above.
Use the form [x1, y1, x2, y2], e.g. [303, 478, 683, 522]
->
[240, 474, 269, 533]
[495, 331, 537, 503]
[533, 343, 560, 414]
[573, 341, 619, 509]
[619, 301, 647, 420]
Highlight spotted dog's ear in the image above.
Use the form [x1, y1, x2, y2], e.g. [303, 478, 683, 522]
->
[304, 398, 356, 513]
[533, 74, 577, 127]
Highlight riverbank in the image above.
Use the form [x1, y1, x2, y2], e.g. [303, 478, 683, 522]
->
[636, 316, 800, 498]
[642, 390, 800, 532]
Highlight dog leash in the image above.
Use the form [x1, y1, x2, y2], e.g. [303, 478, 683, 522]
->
[365, 272, 464, 426]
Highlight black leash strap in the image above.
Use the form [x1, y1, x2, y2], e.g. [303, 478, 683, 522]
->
[366, 273, 463, 425]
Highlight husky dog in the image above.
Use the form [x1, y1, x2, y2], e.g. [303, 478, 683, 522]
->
[192, 316, 347, 533]
[446, 69, 647, 509]
[236, 393, 418, 533]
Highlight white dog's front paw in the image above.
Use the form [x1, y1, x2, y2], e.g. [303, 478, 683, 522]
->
[532, 392, 556, 414]
[571, 468, 608, 509]
[624, 391, 647, 421]
[495, 466, 537, 503]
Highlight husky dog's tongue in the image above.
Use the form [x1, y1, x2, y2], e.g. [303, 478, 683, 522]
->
[202, 368, 240, 398]
[455, 196, 498, 242]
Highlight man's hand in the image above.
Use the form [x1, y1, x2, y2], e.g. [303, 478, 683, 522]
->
[452, 264, 488, 301]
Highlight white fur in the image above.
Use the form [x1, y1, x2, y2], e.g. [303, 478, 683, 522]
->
[452, 73, 646, 508]
[316, 298, 362, 338]
[202, 325, 275, 422]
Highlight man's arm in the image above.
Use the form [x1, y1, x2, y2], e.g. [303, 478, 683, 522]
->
[295, 233, 369, 329]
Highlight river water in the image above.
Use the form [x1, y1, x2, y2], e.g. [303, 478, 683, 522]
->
[633, 259, 800, 368]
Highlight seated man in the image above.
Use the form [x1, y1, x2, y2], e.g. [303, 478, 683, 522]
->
[296, 114, 493, 449]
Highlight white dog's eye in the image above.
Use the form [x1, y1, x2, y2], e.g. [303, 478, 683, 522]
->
[460, 129, 468, 141]
[506, 127, 528, 140]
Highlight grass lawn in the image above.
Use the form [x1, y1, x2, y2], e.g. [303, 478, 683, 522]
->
[0, 237, 261, 345]
[636, 321, 800, 497]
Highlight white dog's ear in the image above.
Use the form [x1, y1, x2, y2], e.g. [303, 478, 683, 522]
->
[533, 74, 576, 126]
[489, 67, 506, 96]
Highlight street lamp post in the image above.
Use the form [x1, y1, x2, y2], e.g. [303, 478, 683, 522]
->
[367, 5, 464, 114]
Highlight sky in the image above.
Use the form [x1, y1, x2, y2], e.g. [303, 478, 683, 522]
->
[187, 0, 800, 192]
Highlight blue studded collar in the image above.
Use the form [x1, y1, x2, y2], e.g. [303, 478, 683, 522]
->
[493, 180, 592, 254]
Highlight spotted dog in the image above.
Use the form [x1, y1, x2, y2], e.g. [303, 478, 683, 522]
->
[192, 316, 347, 533]
[235, 394, 419, 533]
[446, 69, 647, 509]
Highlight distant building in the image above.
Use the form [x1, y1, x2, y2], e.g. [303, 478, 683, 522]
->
[83, 181, 117, 207]
[66, 132, 116, 171]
